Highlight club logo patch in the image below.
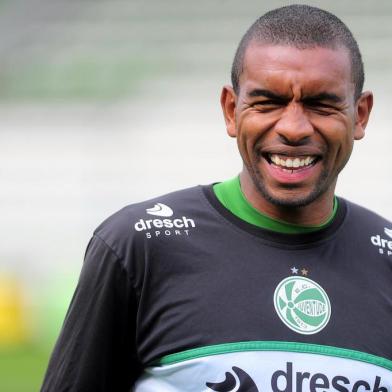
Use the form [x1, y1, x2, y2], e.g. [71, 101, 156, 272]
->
[273, 276, 331, 335]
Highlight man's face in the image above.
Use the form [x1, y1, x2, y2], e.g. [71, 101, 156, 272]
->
[221, 44, 372, 210]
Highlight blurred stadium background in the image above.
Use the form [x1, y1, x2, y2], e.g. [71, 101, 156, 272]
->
[0, 0, 391, 390]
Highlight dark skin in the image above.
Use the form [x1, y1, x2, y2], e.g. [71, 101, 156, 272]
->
[221, 43, 373, 226]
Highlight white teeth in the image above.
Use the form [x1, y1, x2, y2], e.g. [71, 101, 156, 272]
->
[269, 154, 316, 169]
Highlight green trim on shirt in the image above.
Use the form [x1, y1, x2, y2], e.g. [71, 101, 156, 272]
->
[213, 176, 338, 234]
[156, 341, 392, 370]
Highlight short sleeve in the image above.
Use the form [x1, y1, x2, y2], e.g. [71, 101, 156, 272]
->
[41, 235, 141, 391]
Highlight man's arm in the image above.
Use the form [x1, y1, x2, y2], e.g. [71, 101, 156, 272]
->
[41, 235, 141, 391]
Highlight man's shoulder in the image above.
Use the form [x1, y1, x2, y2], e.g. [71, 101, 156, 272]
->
[341, 197, 391, 231]
[93, 185, 207, 254]
[343, 198, 391, 222]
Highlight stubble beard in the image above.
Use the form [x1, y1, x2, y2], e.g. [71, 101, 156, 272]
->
[247, 162, 331, 208]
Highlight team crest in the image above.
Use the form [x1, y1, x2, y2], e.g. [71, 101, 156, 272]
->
[273, 276, 331, 335]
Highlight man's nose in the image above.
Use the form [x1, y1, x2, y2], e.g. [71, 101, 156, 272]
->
[274, 103, 314, 144]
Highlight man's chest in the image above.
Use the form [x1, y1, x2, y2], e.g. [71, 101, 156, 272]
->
[138, 233, 391, 345]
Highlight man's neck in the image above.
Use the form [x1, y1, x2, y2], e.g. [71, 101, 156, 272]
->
[240, 171, 336, 226]
[213, 176, 338, 233]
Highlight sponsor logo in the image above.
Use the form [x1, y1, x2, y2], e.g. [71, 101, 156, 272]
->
[371, 228, 392, 256]
[206, 366, 258, 392]
[134, 203, 196, 239]
[270, 362, 387, 392]
[274, 276, 331, 335]
[206, 362, 388, 391]
[146, 203, 173, 217]
[384, 227, 392, 239]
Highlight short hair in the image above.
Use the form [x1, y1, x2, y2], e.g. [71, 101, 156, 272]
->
[231, 5, 364, 100]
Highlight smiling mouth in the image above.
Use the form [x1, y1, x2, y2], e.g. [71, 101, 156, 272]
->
[266, 153, 320, 172]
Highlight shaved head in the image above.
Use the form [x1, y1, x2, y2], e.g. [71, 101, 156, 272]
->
[231, 5, 364, 99]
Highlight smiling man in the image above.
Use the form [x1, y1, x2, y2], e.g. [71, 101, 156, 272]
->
[41, 5, 392, 392]
[221, 43, 372, 225]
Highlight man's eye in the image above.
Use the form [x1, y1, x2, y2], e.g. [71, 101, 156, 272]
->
[306, 101, 335, 109]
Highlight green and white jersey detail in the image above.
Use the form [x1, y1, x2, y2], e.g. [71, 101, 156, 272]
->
[135, 342, 392, 391]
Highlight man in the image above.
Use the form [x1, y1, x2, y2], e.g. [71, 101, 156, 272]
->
[41, 5, 392, 391]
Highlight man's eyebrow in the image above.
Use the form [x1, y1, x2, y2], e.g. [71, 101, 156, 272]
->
[247, 89, 289, 100]
[247, 89, 343, 104]
[302, 92, 343, 103]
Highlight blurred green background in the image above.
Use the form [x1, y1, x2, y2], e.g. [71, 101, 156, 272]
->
[1, 0, 391, 390]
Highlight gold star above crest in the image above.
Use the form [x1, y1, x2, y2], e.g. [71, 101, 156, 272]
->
[301, 268, 309, 276]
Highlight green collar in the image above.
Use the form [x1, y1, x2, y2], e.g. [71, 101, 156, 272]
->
[213, 176, 338, 234]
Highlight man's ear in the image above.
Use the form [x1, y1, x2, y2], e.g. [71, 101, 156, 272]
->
[220, 85, 238, 138]
[354, 91, 373, 140]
